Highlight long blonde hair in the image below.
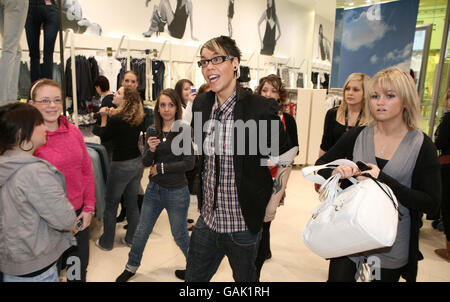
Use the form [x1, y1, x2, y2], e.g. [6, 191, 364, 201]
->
[365, 67, 421, 130]
[113, 87, 144, 126]
[337, 73, 370, 125]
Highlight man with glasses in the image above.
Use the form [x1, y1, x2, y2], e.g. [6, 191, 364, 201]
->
[185, 36, 292, 282]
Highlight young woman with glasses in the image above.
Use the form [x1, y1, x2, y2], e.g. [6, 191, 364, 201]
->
[29, 79, 95, 282]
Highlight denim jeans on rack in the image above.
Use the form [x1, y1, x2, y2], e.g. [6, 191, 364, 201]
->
[98, 156, 144, 250]
[125, 182, 190, 272]
[0, 0, 28, 105]
[25, 0, 59, 83]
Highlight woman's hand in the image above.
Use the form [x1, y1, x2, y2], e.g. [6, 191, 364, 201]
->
[332, 164, 360, 179]
[356, 163, 380, 180]
[147, 136, 161, 152]
[77, 211, 93, 232]
[150, 164, 158, 177]
[98, 107, 109, 116]
[188, 91, 197, 103]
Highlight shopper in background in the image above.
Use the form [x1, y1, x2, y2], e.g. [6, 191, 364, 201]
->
[93, 87, 145, 251]
[0, 103, 77, 282]
[185, 35, 291, 282]
[434, 88, 450, 261]
[254, 74, 298, 281]
[175, 78, 196, 124]
[116, 88, 194, 282]
[94, 75, 115, 109]
[122, 71, 139, 90]
[29, 79, 96, 282]
[319, 73, 370, 157]
[198, 83, 211, 95]
[316, 67, 441, 282]
[0, 0, 29, 105]
[116, 70, 148, 224]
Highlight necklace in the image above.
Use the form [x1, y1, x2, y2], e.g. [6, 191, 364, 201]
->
[162, 131, 169, 142]
[345, 107, 362, 131]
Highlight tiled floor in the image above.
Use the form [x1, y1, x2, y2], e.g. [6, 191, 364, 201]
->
[86, 167, 450, 282]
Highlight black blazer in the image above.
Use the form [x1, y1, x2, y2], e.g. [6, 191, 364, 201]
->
[192, 86, 290, 234]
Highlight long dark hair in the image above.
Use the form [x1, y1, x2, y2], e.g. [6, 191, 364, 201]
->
[267, 0, 277, 21]
[154, 88, 183, 140]
[0, 103, 44, 155]
[174, 79, 194, 108]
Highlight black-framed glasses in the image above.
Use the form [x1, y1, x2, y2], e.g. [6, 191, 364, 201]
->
[197, 56, 234, 68]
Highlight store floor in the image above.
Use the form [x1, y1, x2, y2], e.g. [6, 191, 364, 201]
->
[86, 167, 450, 282]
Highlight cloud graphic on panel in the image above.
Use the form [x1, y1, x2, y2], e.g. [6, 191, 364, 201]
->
[342, 10, 390, 51]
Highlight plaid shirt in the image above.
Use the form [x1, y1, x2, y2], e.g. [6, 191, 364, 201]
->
[201, 91, 247, 233]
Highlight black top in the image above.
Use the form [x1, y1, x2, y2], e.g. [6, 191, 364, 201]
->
[142, 129, 195, 189]
[316, 126, 441, 281]
[93, 115, 144, 162]
[282, 113, 299, 151]
[320, 107, 358, 152]
[100, 94, 115, 109]
[434, 112, 450, 156]
[168, 1, 188, 39]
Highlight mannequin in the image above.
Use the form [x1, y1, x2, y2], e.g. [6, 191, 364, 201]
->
[0, 0, 29, 105]
[25, 0, 60, 83]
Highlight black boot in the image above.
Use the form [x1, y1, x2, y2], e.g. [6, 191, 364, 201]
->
[116, 269, 135, 282]
[175, 269, 186, 280]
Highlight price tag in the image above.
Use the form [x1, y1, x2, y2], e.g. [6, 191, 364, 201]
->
[45, 0, 52, 5]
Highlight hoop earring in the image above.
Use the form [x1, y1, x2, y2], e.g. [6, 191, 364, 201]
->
[19, 140, 34, 152]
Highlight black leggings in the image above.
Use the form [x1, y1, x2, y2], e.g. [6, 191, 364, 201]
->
[58, 208, 90, 282]
[328, 256, 403, 282]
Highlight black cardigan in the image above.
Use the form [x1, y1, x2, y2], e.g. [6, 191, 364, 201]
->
[316, 126, 441, 281]
[435, 112, 450, 156]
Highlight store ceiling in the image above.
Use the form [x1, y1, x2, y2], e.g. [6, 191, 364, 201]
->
[288, 0, 337, 22]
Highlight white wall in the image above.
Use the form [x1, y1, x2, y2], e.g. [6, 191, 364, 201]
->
[4, 0, 319, 88]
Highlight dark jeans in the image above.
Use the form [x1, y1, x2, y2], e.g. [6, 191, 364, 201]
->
[126, 182, 190, 272]
[185, 216, 261, 282]
[255, 221, 271, 280]
[441, 165, 450, 241]
[57, 208, 89, 282]
[25, 0, 59, 82]
[99, 156, 144, 250]
[328, 256, 403, 282]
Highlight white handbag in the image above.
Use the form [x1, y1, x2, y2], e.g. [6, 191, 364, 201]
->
[301, 159, 400, 259]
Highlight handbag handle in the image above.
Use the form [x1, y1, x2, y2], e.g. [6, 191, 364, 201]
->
[302, 159, 358, 185]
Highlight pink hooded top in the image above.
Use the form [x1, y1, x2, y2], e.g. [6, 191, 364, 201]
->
[34, 116, 96, 213]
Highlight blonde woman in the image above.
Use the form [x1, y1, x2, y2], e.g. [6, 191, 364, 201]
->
[319, 73, 370, 157]
[316, 67, 441, 282]
[93, 87, 145, 250]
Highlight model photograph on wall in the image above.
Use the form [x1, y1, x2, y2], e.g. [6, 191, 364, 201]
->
[258, 0, 281, 56]
[317, 24, 332, 62]
[228, 0, 234, 37]
[143, 0, 198, 40]
[61, 0, 102, 36]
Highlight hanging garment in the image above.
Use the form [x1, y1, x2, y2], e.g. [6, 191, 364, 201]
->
[152, 60, 165, 100]
[95, 56, 122, 92]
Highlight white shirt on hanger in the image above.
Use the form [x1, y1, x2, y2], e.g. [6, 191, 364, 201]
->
[95, 56, 122, 92]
